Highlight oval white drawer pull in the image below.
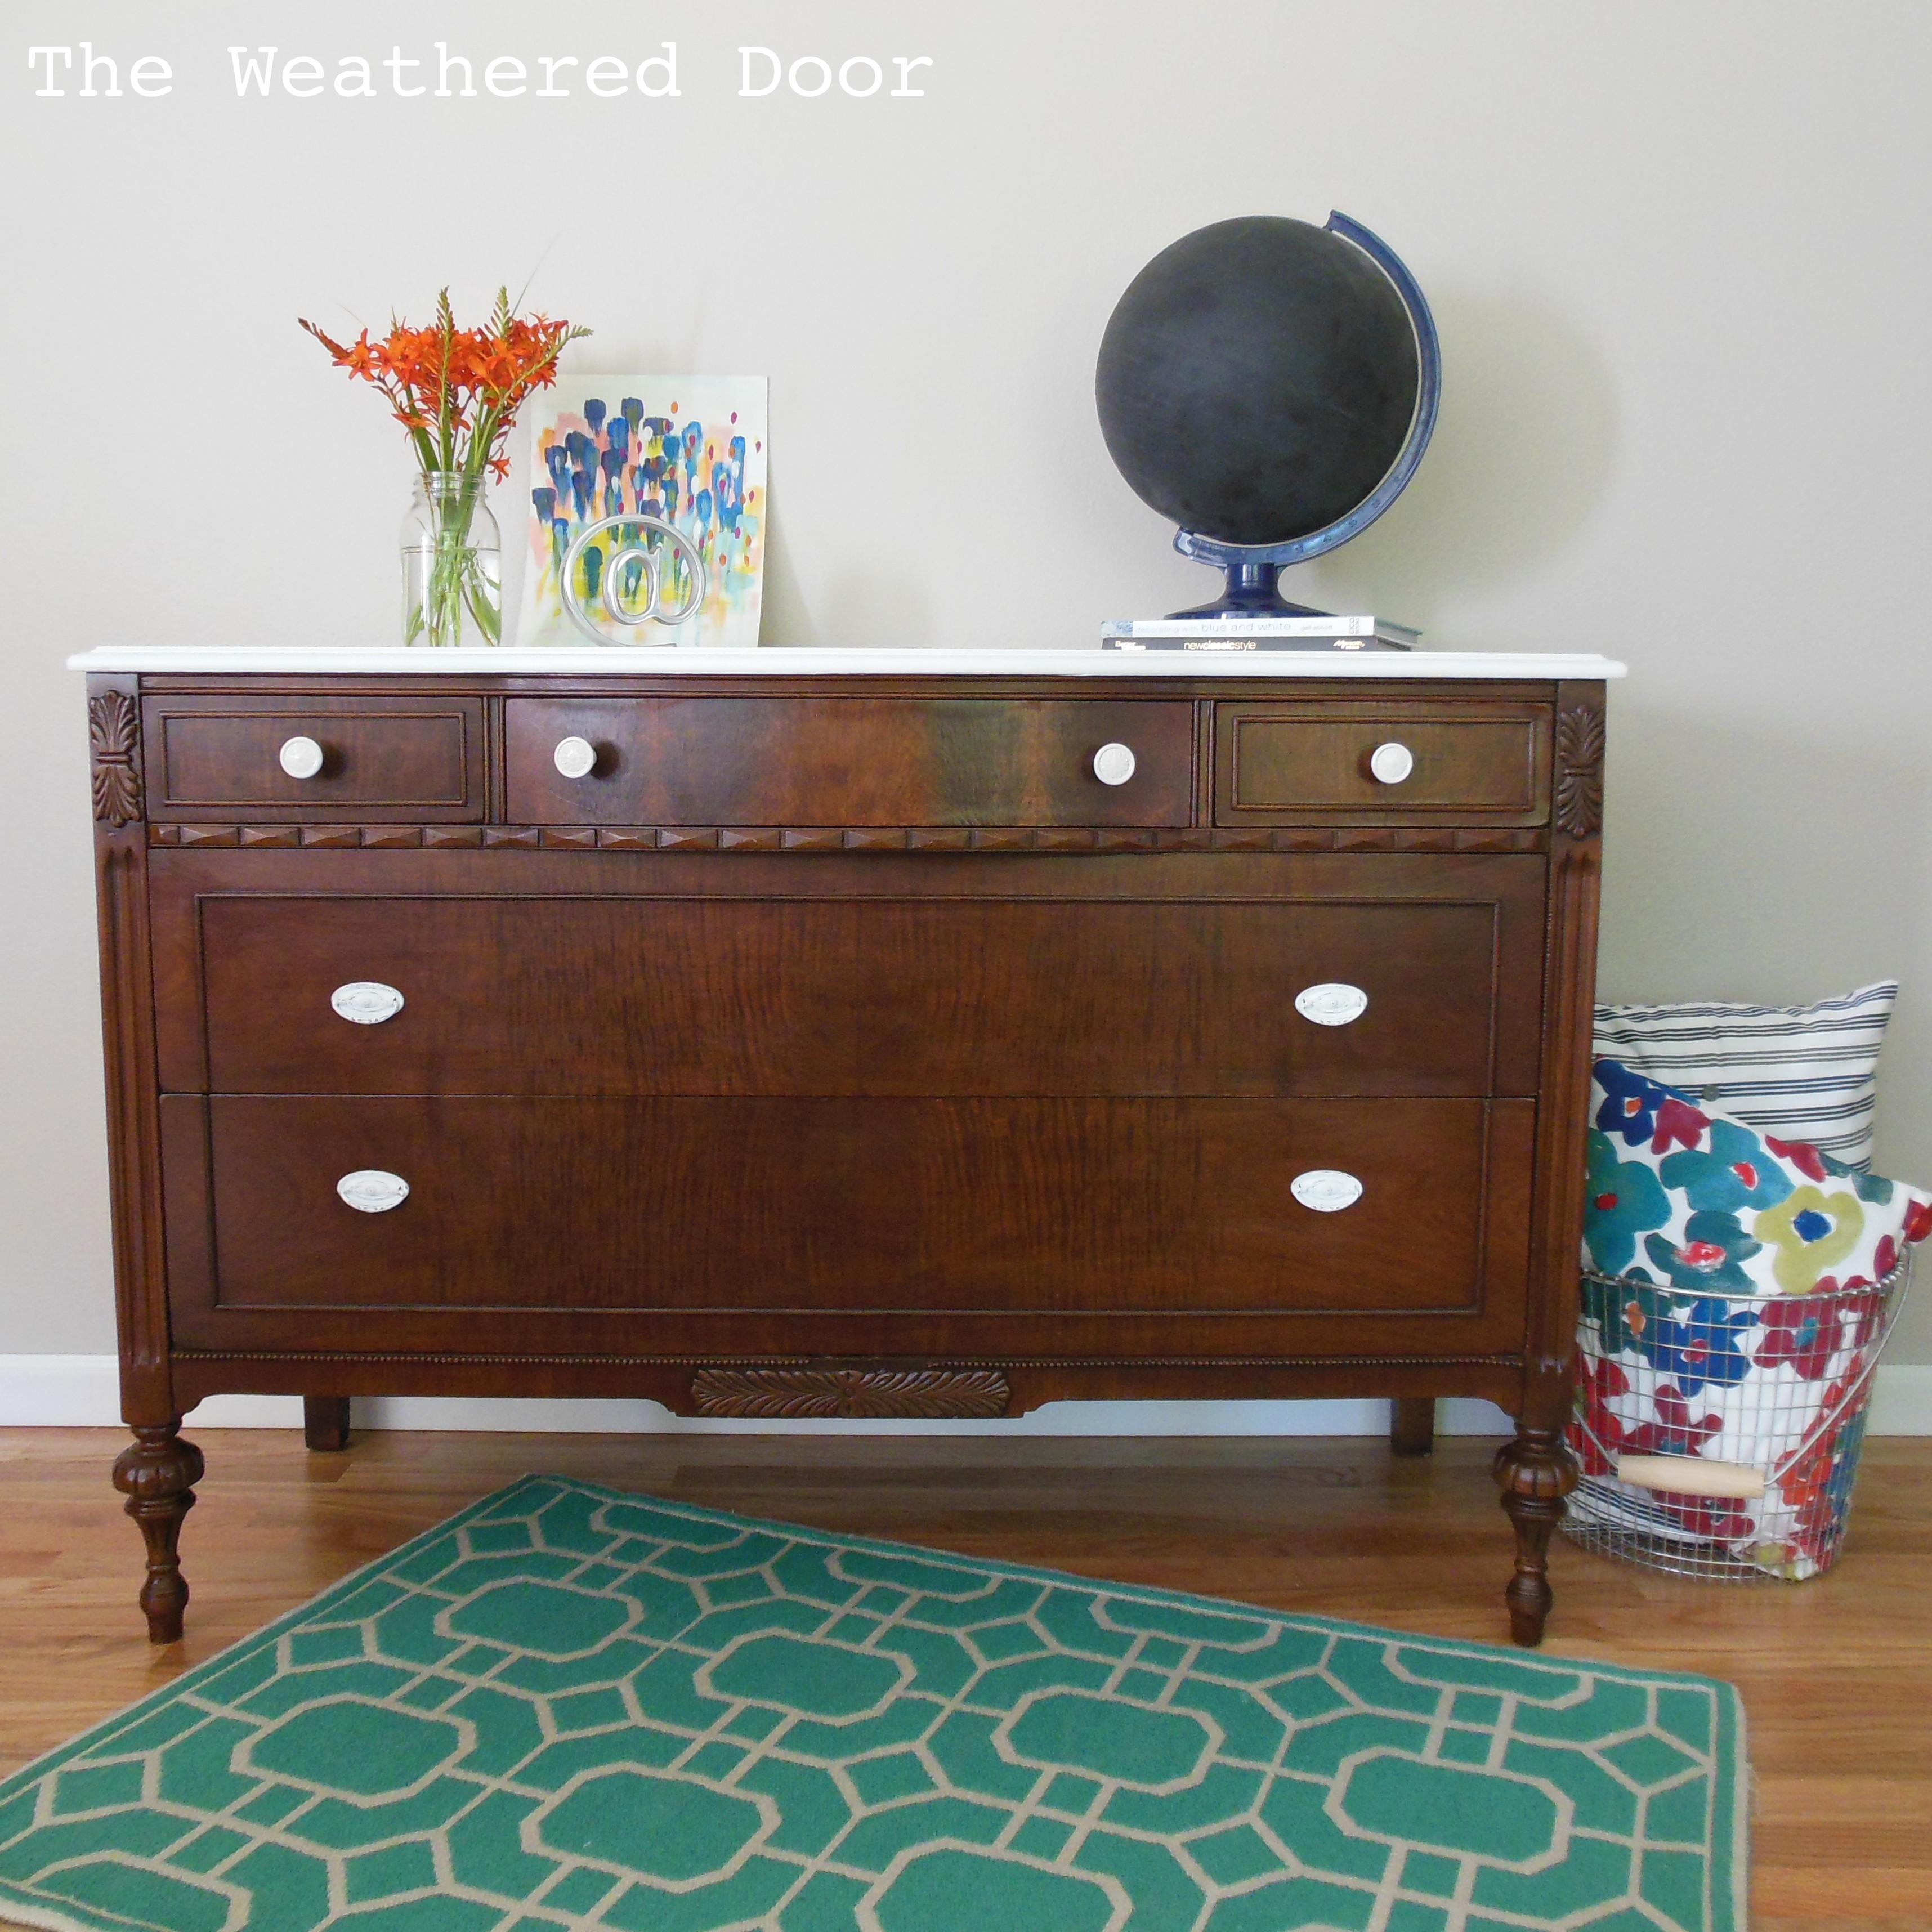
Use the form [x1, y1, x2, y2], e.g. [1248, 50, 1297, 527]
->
[1291, 1169, 1363, 1213]
[337, 1169, 409, 1214]
[330, 981, 405, 1026]
[1092, 742, 1137, 786]
[279, 735, 325, 780]
[1294, 982, 1368, 1027]
[553, 736, 598, 779]
[1368, 741, 1414, 785]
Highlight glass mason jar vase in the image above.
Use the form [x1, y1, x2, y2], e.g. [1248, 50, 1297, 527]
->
[400, 472, 502, 647]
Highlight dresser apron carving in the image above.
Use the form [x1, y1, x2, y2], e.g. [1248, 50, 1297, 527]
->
[690, 1366, 1012, 1419]
[78, 656, 1613, 1647]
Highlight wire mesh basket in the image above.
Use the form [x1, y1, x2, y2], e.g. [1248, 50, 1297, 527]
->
[1563, 1251, 1911, 1580]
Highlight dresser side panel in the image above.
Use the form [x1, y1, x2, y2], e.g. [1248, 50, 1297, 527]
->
[1519, 680, 1607, 1420]
[88, 674, 175, 1423]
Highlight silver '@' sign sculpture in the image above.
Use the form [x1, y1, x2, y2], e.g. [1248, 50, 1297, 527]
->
[560, 515, 709, 645]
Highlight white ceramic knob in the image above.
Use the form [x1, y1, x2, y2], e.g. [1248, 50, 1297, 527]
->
[553, 736, 598, 779]
[1291, 1169, 1364, 1213]
[1368, 741, 1414, 785]
[1294, 983, 1369, 1027]
[330, 982, 405, 1026]
[1093, 742, 1137, 787]
[279, 735, 324, 780]
[337, 1169, 409, 1214]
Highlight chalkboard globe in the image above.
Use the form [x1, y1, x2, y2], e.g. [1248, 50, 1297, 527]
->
[1096, 214, 1425, 549]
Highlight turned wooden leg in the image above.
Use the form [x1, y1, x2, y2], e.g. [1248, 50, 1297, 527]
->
[111, 1422, 205, 1644]
[304, 1396, 351, 1451]
[1492, 1425, 1577, 1647]
[1389, 1397, 1436, 1457]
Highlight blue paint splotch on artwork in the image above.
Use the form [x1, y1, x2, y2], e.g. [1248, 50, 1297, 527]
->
[520, 376, 768, 649]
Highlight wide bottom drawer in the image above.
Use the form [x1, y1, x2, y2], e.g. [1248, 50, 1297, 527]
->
[162, 1095, 1532, 1345]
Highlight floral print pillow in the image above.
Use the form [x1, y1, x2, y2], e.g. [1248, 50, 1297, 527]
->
[1584, 1058, 1932, 1295]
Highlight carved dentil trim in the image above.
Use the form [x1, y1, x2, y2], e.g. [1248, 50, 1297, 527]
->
[1553, 706, 1606, 839]
[146, 822, 1553, 855]
[691, 1366, 1011, 1419]
[172, 1349, 1518, 1367]
[90, 691, 142, 826]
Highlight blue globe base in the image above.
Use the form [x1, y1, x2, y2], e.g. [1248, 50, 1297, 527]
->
[1167, 556, 1330, 621]
[1165, 545, 1407, 646]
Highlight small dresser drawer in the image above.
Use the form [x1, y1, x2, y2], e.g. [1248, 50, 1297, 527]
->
[504, 696, 1195, 827]
[143, 696, 485, 821]
[1215, 701, 1550, 826]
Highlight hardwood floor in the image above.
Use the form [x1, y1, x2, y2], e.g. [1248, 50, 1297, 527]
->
[3, 1428, 1927, 1930]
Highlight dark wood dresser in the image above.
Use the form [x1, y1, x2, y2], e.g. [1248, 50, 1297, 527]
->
[75, 647, 1618, 1648]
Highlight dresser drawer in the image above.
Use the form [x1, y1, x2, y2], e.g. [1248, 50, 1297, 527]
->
[142, 695, 485, 821]
[1215, 701, 1550, 825]
[166, 879, 1540, 1098]
[504, 696, 1195, 826]
[161, 1093, 1531, 1339]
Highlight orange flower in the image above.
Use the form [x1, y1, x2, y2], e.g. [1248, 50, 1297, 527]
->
[302, 288, 590, 489]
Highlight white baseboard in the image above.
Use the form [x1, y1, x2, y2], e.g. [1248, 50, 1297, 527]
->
[1, 1353, 1926, 1435]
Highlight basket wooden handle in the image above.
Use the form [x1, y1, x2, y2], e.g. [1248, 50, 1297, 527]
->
[1613, 1454, 1767, 1500]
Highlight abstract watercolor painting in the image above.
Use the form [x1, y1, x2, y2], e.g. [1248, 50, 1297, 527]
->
[517, 375, 767, 648]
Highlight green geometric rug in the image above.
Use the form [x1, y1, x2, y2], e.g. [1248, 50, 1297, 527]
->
[0, 1475, 1747, 1932]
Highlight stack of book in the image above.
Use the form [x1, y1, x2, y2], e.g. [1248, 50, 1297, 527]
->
[1101, 615, 1419, 651]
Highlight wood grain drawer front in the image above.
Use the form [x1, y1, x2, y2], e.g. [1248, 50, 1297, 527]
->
[173, 880, 1539, 1098]
[144, 697, 485, 820]
[504, 696, 1195, 826]
[162, 1094, 1530, 1340]
[1216, 702, 1550, 825]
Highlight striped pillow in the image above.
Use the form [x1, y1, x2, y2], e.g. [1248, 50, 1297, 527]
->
[1592, 981, 1897, 1171]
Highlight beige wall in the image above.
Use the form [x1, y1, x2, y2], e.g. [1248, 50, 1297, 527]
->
[6, 1, 1930, 1363]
